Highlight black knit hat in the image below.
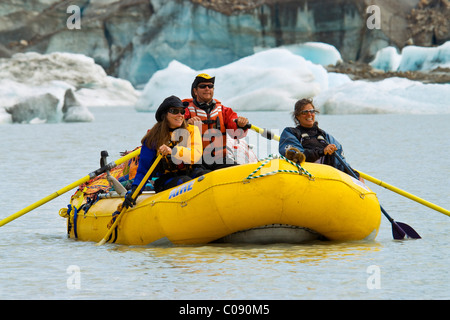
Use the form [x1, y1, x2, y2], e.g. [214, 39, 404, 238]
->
[155, 95, 185, 122]
[191, 73, 215, 98]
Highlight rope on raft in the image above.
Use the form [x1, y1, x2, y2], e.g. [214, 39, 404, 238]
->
[244, 154, 314, 181]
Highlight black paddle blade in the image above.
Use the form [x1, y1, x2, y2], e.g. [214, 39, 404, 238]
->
[392, 221, 421, 240]
[397, 221, 421, 239]
[392, 221, 406, 240]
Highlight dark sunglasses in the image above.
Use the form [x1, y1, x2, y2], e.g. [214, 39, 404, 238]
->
[167, 108, 186, 115]
[197, 84, 214, 89]
[300, 109, 319, 115]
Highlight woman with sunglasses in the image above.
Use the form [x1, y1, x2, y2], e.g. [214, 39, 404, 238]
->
[124, 96, 208, 206]
[279, 98, 361, 180]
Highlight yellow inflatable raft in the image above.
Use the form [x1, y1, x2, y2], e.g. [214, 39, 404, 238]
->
[60, 154, 381, 245]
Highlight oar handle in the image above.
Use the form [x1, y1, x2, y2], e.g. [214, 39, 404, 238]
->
[244, 122, 281, 141]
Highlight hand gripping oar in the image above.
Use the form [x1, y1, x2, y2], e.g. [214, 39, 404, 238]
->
[247, 122, 421, 240]
[0, 148, 141, 228]
[96, 153, 162, 246]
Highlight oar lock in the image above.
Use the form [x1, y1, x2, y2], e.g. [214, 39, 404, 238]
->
[100, 150, 127, 196]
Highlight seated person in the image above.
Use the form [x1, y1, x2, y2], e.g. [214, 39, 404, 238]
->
[183, 73, 249, 170]
[124, 96, 209, 207]
[279, 98, 361, 180]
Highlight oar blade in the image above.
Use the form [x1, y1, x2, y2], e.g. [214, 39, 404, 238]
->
[396, 221, 421, 239]
[391, 220, 421, 240]
[391, 221, 407, 240]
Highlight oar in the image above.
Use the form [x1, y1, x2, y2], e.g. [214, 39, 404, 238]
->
[248, 121, 448, 218]
[357, 171, 450, 217]
[332, 151, 421, 240]
[247, 122, 421, 240]
[0, 148, 141, 228]
[96, 153, 162, 246]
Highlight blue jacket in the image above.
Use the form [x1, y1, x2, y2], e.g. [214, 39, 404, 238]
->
[279, 125, 355, 175]
[132, 125, 203, 189]
[133, 143, 159, 189]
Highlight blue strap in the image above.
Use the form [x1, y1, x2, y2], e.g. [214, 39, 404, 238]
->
[71, 205, 78, 239]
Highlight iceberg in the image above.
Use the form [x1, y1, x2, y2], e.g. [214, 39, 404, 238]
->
[398, 41, 450, 72]
[5, 93, 60, 124]
[62, 89, 95, 123]
[1, 42, 449, 123]
[136, 48, 327, 112]
[315, 77, 450, 114]
[371, 41, 450, 72]
[279, 42, 343, 66]
[0, 52, 140, 124]
[369, 46, 402, 72]
[136, 46, 450, 115]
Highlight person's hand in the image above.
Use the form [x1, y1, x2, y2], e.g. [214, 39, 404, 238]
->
[285, 147, 305, 164]
[236, 116, 249, 128]
[159, 144, 172, 156]
[187, 116, 202, 125]
[123, 186, 137, 208]
[323, 144, 338, 155]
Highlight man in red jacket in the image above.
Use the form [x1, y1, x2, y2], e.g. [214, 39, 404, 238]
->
[183, 73, 249, 170]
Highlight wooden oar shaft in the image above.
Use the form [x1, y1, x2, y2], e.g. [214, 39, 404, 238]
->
[358, 171, 450, 217]
[96, 153, 162, 246]
[0, 148, 141, 228]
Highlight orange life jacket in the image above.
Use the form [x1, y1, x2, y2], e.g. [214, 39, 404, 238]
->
[182, 98, 228, 161]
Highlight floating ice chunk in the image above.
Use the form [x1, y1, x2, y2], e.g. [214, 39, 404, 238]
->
[315, 77, 450, 114]
[136, 49, 327, 112]
[62, 89, 94, 122]
[0, 52, 139, 123]
[398, 41, 450, 71]
[5, 93, 60, 124]
[371, 41, 450, 72]
[370, 46, 402, 71]
[280, 42, 343, 66]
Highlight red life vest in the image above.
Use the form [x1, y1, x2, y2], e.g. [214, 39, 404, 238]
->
[182, 98, 228, 162]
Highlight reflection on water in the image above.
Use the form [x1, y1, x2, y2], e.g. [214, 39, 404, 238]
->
[114, 241, 382, 267]
[97, 241, 384, 299]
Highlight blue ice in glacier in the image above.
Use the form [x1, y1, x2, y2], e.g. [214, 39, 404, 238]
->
[371, 41, 450, 72]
